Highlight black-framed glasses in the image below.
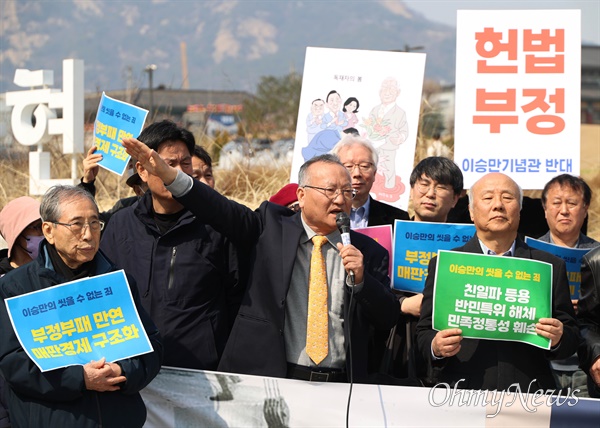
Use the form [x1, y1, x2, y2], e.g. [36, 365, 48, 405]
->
[53, 220, 105, 235]
[415, 180, 452, 196]
[343, 162, 374, 173]
[304, 185, 357, 201]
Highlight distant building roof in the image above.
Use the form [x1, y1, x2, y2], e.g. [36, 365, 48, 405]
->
[582, 45, 600, 69]
[581, 46, 600, 107]
[84, 88, 252, 123]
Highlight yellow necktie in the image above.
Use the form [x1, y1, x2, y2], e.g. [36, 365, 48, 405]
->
[306, 235, 329, 365]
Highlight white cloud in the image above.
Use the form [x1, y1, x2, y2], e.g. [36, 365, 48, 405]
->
[211, 0, 238, 15]
[237, 18, 278, 60]
[120, 5, 140, 27]
[213, 22, 240, 63]
[73, 0, 104, 17]
[378, 0, 413, 18]
[46, 17, 70, 28]
[1, 0, 19, 37]
[139, 24, 151, 36]
[194, 22, 205, 37]
[153, 49, 169, 60]
[4, 33, 50, 66]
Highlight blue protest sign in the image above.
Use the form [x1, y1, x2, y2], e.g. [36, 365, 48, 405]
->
[4, 270, 153, 372]
[524, 237, 593, 299]
[94, 92, 148, 175]
[392, 220, 476, 292]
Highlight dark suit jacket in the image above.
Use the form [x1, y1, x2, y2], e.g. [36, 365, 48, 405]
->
[363, 197, 415, 379]
[416, 236, 580, 391]
[578, 246, 600, 397]
[175, 180, 399, 383]
[367, 197, 410, 228]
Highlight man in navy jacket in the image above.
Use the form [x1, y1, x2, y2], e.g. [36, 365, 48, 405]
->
[0, 185, 161, 427]
[101, 121, 245, 370]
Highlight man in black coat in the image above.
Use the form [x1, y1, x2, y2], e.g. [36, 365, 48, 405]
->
[578, 246, 600, 398]
[0, 185, 162, 427]
[101, 120, 244, 370]
[124, 136, 399, 384]
[416, 172, 579, 391]
[389, 156, 465, 381]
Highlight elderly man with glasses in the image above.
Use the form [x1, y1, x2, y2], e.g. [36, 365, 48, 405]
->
[124, 135, 399, 384]
[0, 185, 162, 427]
[332, 135, 410, 229]
[417, 173, 579, 391]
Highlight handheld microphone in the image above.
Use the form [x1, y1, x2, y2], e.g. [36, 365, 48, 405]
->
[335, 212, 355, 285]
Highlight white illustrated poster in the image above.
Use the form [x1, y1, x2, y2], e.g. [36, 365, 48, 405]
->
[290, 47, 426, 210]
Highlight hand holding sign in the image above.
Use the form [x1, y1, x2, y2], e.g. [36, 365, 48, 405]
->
[83, 357, 126, 392]
[535, 318, 564, 348]
[82, 146, 102, 184]
[432, 328, 463, 358]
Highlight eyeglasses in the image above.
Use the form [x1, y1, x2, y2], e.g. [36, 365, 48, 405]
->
[343, 162, 374, 173]
[304, 185, 357, 201]
[415, 180, 452, 196]
[53, 220, 105, 235]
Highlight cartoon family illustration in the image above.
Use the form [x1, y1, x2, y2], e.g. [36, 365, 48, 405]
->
[303, 91, 350, 161]
[301, 77, 408, 202]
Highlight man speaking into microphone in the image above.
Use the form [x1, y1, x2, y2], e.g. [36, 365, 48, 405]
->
[123, 138, 399, 384]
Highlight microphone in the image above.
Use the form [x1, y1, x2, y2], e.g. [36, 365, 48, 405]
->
[335, 212, 355, 285]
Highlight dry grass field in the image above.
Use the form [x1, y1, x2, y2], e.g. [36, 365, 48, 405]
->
[1, 124, 599, 243]
[580, 124, 600, 241]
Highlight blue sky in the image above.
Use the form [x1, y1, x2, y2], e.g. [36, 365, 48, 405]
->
[405, 0, 600, 45]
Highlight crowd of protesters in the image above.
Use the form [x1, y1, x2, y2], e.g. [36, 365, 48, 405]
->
[0, 121, 598, 427]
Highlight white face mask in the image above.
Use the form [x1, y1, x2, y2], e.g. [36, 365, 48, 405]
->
[24, 235, 44, 260]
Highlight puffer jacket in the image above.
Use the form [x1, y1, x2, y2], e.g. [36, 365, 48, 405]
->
[0, 242, 162, 428]
[100, 191, 246, 369]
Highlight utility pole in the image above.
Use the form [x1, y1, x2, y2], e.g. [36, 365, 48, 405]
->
[145, 64, 157, 120]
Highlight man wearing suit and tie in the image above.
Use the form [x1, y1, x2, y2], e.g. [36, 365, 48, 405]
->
[123, 137, 399, 384]
[417, 172, 580, 391]
[331, 135, 410, 230]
